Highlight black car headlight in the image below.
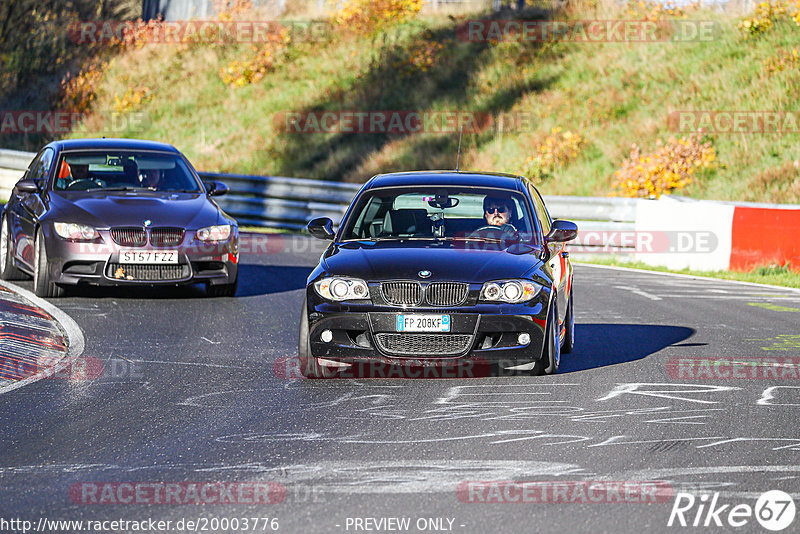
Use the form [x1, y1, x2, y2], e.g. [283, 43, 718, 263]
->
[53, 222, 99, 241]
[314, 277, 370, 301]
[480, 280, 541, 303]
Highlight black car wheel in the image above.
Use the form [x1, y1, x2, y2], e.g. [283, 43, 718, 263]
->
[532, 299, 560, 376]
[33, 229, 64, 298]
[298, 299, 325, 378]
[561, 289, 575, 354]
[0, 215, 26, 281]
[206, 275, 238, 297]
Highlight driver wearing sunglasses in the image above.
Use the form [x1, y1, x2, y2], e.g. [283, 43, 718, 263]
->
[483, 196, 514, 228]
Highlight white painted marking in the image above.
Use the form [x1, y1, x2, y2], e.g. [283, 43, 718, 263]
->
[757, 386, 800, 406]
[596, 383, 740, 404]
[613, 285, 662, 301]
[0, 280, 85, 396]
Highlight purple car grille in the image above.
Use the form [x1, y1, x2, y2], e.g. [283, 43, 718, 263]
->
[106, 263, 189, 281]
[150, 228, 185, 247]
[111, 227, 147, 247]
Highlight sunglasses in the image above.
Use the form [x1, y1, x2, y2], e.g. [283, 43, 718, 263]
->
[485, 206, 509, 214]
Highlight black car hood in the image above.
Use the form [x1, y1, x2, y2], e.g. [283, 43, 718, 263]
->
[46, 191, 222, 229]
[322, 240, 544, 282]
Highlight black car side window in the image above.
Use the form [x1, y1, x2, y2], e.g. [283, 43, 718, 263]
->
[527, 183, 552, 235]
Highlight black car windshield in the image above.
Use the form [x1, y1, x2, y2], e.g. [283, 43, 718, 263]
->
[52, 151, 202, 193]
[342, 187, 539, 244]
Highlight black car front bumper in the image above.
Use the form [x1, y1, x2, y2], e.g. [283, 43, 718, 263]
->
[306, 296, 550, 372]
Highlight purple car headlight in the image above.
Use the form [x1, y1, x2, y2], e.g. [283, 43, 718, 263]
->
[53, 222, 99, 242]
[196, 224, 231, 243]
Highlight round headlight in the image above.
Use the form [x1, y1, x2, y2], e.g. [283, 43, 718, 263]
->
[503, 282, 522, 302]
[352, 283, 366, 297]
[484, 283, 501, 300]
[330, 279, 349, 299]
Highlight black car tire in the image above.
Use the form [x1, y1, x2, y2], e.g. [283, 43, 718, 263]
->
[298, 299, 325, 378]
[0, 215, 26, 281]
[33, 229, 64, 298]
[561, 289, 575, 354]
[206, 275, 238, 297]
[532, 299, 560, 376]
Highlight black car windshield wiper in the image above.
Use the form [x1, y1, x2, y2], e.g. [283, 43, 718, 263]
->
[85, 186, 134, 192]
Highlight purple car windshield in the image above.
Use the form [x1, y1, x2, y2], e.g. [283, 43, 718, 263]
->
[53, 151, 202, 193]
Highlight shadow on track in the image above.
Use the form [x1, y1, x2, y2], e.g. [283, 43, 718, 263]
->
[236, 264, 312, 297]
[559, 323, 694, 373]
[10, 264, 312, 299]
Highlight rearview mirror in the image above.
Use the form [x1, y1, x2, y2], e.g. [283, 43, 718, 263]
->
[204, 181, 229, 197]
[546, 219, 578, 243]
[15, 179, 39, 194]
[307, 217, 334, 240]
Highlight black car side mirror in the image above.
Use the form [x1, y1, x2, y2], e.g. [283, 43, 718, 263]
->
[307, 217, 334, 240]
[204, 181, 229, 197]
[15, 179, 39, 194]
[546, 219, 578, 243]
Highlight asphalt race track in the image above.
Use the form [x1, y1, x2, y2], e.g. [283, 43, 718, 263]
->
[2, 234, 800, 533]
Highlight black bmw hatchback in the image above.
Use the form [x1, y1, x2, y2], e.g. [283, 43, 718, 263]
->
[300, 171, 578, 378]
[0, 138, 239, 297]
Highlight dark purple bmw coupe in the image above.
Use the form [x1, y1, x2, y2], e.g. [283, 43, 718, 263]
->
[1, 138, 238, 297]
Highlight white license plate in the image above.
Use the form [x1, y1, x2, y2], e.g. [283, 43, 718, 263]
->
[119, 250, 179, 264]
[396, 314, 451, 332]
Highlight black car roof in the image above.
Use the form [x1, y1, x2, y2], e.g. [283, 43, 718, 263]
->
[366, 171, 525, 191]
[48, 138, 180, 153]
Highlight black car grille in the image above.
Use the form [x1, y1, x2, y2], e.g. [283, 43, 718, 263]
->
[106, 263, 189, 281]
[381, 281, 469, 307]
[150, 227, 185, 247]
[111, 227, 147, 247]
[381, 282, 423, 306]
[375, 333, 473, 356]
[425, 282, 469, 306]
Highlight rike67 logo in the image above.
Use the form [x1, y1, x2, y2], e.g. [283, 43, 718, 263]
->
[668, 490, 796, 531]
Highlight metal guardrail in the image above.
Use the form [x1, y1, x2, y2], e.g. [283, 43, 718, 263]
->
[0, 149, 634, 243]
[0, 149, 34, 200]
[198, 171, 363, 231]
